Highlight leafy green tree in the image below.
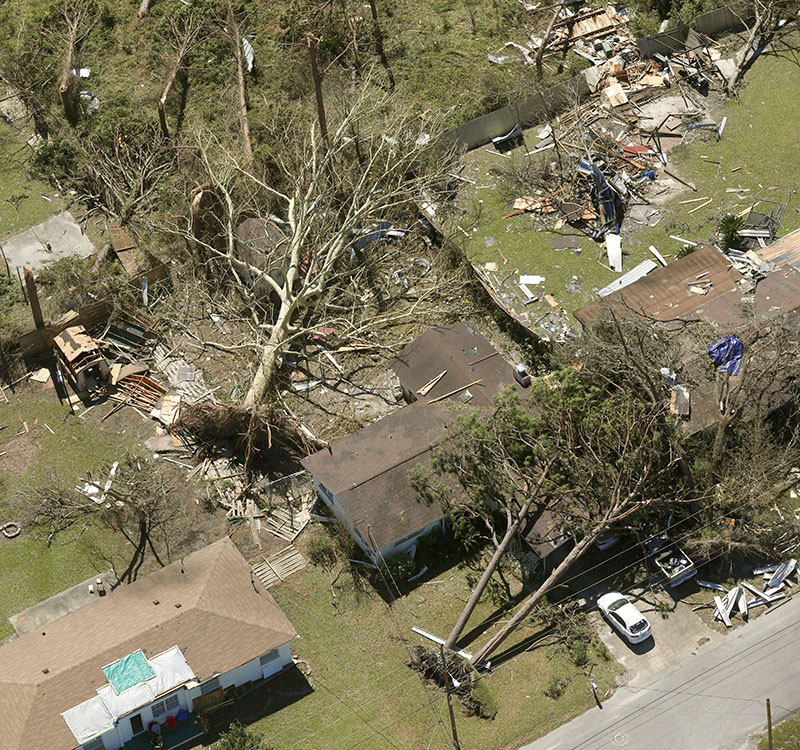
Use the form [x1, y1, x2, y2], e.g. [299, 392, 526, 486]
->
[426, 373, 688, 660]
[214, 722, 265, 750]
[468, 378, 687, 664]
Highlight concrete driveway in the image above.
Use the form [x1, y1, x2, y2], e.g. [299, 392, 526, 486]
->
[520, 594, 800, 750]
[591, 585, 721, 684]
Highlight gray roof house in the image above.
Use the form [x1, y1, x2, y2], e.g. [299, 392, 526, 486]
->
[302, 322, 521, 562]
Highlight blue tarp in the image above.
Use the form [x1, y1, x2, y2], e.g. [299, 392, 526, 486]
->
[708, 335, 743, 375]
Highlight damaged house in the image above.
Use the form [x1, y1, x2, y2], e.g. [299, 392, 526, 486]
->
[0, 538, 297, 750]
[573, 240, 800, 434]
[302, 322, 524, 563]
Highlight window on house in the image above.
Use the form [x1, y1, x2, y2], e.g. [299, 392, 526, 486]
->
[260, 650, 279, 666]
[151, 694, 180, 717]
[199, 677, 220, 695]
[83, 738, 105, 750]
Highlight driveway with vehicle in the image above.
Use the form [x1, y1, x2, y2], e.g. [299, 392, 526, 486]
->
[519, 595, 800, 750]
[592, 584, 720, 684]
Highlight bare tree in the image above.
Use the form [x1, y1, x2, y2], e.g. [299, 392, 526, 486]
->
[366, 0, 395, 90]
[226, 0, 253, 163]
[157, 13, 202, 138]
[23, 459, 182, 585]
[727, 0, 799, 95]
[183, 75, 454, 407]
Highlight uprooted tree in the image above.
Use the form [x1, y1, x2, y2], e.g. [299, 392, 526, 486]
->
[429, 375, 688, 665]
[411, 395, 558, 652]
[182, 73, 456, 407]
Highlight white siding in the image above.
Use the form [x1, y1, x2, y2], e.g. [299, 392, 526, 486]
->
[84, 725, 122, 750]
[311, 479, 372, 557]
[379, 517, 446, 560]
[313, 478, 449, 564]
[184, 645, 294, 707]
[261, 643, 292, 680]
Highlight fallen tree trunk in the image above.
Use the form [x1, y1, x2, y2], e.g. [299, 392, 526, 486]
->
[137, 0, 151, 18]
[158, 18, 198, 137]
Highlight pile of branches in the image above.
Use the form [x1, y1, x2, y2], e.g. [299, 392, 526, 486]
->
[173, 402, 313, 463]
[406, 645, 493, 718]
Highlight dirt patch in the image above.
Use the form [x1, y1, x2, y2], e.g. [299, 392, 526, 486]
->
[0, 432, 40, 479]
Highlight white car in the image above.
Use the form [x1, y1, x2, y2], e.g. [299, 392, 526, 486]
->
[597, 592, 652, 644]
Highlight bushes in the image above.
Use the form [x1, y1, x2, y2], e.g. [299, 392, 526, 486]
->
[544, 676, 568, 699]
[383, 551, 419, 583]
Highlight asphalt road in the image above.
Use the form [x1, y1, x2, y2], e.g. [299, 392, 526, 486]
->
[520, 594, 800, 750]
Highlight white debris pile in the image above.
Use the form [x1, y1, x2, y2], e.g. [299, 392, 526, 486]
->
[697, 558, 796, 628]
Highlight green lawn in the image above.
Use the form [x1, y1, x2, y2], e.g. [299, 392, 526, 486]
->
[0, 125, 61, 242]
[453, 42, 800, 327]
[759, 712, 800, 750]
[227, 557, 621, 750]
[0, 392, 143, 639]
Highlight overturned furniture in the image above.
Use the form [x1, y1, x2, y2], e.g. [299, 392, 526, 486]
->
[54, 326, 110, 394]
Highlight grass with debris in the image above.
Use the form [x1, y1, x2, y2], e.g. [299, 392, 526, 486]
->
[229, 556, 621, 750]
[453, 41, 800, 329]
[625, 44, 800, 259]
[0, 390, 146, 640]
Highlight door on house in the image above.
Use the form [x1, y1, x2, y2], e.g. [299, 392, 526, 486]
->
[130, 713, 144, 735]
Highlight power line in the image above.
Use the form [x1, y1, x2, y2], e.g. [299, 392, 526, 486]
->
[268, 461, 795, 749]
[561, 613, 800, 749]
[272, 568, 447, 750]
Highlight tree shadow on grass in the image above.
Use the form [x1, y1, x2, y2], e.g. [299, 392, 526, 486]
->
[451, 589, 530, 652]
[199, 665, 313, 744]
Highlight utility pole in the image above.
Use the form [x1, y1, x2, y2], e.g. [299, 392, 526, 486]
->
[766, 698, 773, 750]
[439, 645, 461, 750]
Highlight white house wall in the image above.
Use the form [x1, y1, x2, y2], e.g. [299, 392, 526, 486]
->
[379, 517, 446, 560]
[184, 644, 294, 704]
[311, 479, 372, 557]
[312, 478, 448, 564]
[261, 643, 293, 679]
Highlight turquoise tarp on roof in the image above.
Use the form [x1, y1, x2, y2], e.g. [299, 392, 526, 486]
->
[102, 650, 156, 694]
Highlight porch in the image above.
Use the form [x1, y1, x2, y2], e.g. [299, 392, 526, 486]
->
[122, 714, 203, 750]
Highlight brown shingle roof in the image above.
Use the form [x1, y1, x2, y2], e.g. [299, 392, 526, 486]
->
[302, 400, 449, 551]
[574, 245, 744, 328]
[303, 323, 521, 552]
[0, 538, 296, 750]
